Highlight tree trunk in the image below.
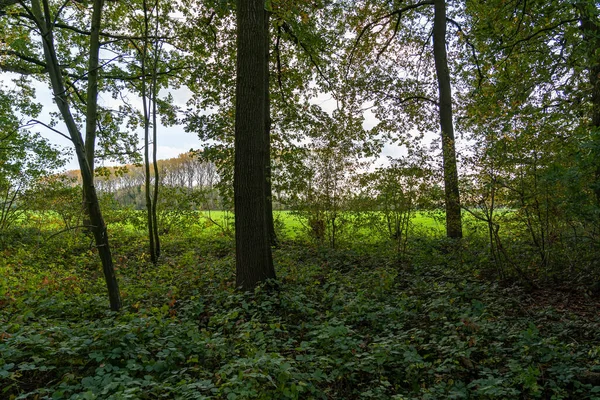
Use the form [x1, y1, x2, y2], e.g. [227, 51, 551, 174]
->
[433, 0, 462, 239]
[31, 0, 121, 311]
[234, 0, 276, 290]
[151, 46, 161, 259]
[82, 0, 103, 229]
[84, 0, 103, 175]
[264, 11, 278, 247]
[576, 1, 600, 204]
[141, 0, 157, 263]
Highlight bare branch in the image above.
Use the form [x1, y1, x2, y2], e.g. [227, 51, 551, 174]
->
[46, 225, 95, 241]
[25, 119, 73, 142]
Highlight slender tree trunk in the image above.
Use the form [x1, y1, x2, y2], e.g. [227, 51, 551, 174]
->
[264, 11, 278, 247]
[576, 1, 600, 204]
[141, 0, 157, 263]
[235, 0, 276, 290]
[151, 32, 161, 258]
[433, 0, 462, 239]
[82, 0, 103, 228]
[143, 102, 156, 263]
[31, 0, 121, 311]
[85, 0, 103, 175]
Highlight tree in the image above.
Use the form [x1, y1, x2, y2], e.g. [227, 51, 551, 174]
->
[358, 152, 435, 256]
[1, 0, 122, 310]
[133, 0, 166, 263]
[432, 0, 462, 238]
[575, 1, 600, 204]
[264, 10, 277, 246]
[234, 0, 276, 290]
[0, 97, 64, 232]
[181, 0, 343, 249]
[458, 0, 600, 276]
[346, 0, 463, 239]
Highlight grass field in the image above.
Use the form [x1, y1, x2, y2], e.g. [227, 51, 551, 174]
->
[194, 210, 446, 238]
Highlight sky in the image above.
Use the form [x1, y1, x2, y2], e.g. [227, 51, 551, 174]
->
[28, 77, 200, 171]
[3, 71, 405, 172]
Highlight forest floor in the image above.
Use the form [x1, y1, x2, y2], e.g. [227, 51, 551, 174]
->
[1, 227, 599, 399]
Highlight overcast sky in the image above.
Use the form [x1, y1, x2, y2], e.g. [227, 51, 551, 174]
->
[2, 72, 405, 172]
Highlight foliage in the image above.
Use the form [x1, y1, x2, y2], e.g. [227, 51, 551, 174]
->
[1, 227, 599, 399]
[120, 186, 209, 235]
[0, 80, 65, 233]
[27, 176, 83, 232]
[2, 0, 600, 397]
[458, 0, 600, 282]
[0, 131, 65, 232]
[284, 110, 371, 248]
[356, 154, 437, 255]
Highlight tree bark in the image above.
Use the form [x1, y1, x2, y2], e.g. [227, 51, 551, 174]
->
[234, 0, 276, 290]
[84, 0, 103, 175]
[31, 0, 121, 311]
[151, 42, 161, 259]
[82, 0, 103, 229]
[433, 0, 462, 239]
[141, 0, 158, 263]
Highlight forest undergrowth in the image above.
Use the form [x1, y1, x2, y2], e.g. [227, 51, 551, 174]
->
[1, 228, 600, 399]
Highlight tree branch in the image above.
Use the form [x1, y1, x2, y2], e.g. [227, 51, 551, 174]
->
[376, 12, 402, 61]
[280, 21, 333, 90]
[500, 18, 579, 51]
[0, 49, 47, 70]
[24, 119, 73, 142]
[275, 25, 289, 107]
[0, 0, 18, 14]
[446, 17, 484, 87]
[370, 88, 439, 106]
[1, 48, 189, 82]
[347, 0, 434, 74]
[3, 10, 174, 42]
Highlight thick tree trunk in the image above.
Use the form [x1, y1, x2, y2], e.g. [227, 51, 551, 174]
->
[433, 0, 462, 239]
[235, 0, 276, 290]
[264, 11, 278, 247]
[31, 0, 121, 311]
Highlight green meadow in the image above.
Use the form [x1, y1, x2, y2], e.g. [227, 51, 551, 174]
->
[197, 210, 446, 237]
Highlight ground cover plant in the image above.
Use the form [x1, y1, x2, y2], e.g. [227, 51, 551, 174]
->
[1, 220, 599, 399]
[2, 0, 600, 398]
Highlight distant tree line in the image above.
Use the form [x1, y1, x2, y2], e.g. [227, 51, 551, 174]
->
[63, 152, 220, 210]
